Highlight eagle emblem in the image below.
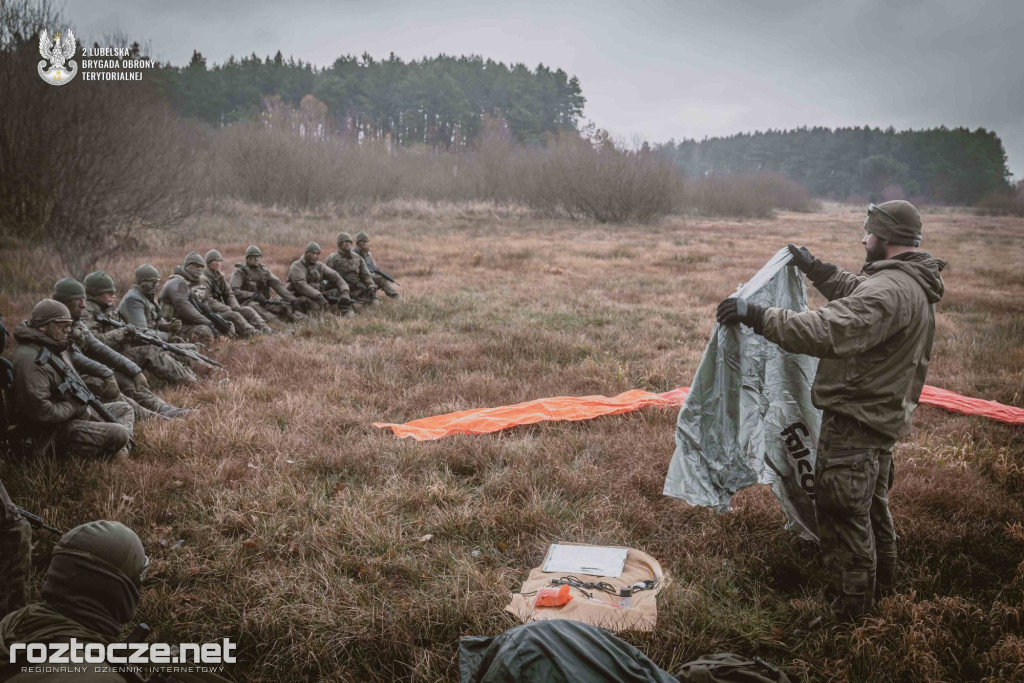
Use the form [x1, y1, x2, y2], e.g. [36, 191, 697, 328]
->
[38, 28, 78, 86]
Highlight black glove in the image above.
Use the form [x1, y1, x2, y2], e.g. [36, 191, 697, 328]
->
[716, 297, 765, 331]
[787, 244, 815, 273]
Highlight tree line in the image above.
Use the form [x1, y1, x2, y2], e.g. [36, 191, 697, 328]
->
[156, 51, 585, 148]
[655, 126, 1013, 205]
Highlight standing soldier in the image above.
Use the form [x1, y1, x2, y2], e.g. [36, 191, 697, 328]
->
[83, 267, 201, 387]
[52, 278, 189, 420]
[10, 300, 133, 459]
[717, 200, 946, 620]
[355, 231, 400, 299]
[200, 250, 268, 336]
[326, 232, 379, 309]
[286, 242, 355, 317]
[230, 245, 307, 324]
[160, 252, 231, 341]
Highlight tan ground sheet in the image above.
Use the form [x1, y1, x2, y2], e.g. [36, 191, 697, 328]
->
[505, 544, 667, 632]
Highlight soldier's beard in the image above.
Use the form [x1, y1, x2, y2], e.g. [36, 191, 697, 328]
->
[865, 241, 888, 263]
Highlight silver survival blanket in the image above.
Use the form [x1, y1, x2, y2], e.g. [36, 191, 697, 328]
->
[664, 247, 821, 541]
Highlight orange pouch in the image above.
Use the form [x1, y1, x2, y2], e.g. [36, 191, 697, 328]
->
[535, 584, 573, 607]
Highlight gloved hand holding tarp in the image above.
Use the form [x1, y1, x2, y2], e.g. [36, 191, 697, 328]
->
[664, 247, 821, 541]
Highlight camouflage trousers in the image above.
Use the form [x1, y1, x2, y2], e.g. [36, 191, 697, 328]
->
[0, 480, 32, 618]
[83, 373, 167, 420]
[295, 289, 354, 318]
[247, 300, 308, 325]
[122, 344, 199, 387]
[372, 274, 399, 298]
[815, 410, 897, 619]
[56, 400, 134, 458]
[208, 300, 265, 336]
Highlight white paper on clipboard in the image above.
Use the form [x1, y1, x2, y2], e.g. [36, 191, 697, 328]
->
[542, 544, 629, 577]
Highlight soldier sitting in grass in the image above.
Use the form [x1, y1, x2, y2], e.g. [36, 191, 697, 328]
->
[326, 232, 379, 310]
[199, 249, 268, 336]
[230, 245, 307, 325]
[52, 278, 189, 420]
[160, 252, 230, 342]
[11, 300, 133, 459]
[286, 242, 355, 318]
[82, 268, 200, 388]
[355, 231, 400, 299]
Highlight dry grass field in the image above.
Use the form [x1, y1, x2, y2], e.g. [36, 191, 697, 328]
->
[1, 201, 1022, 681]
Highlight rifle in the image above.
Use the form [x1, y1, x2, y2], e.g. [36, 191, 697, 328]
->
[96, 314, 222, 368]
[367, 263, 399, 286]
[189, 294, 233, 336]
[37, 346, 135, 448]
[16, 506, 64, 534]
[323, 292, 356, 307]
[253, 293, 292, 308]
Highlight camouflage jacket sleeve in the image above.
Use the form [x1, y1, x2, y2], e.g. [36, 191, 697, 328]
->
[229, 268, 254, 303]
[760, 273, 909, 359]
[118, 294, 152, 332]
[221, 276, 242, 309]
[80, 307, 129, 347]
[70, 345, 114, 379]
[166, 279, 212, 326]
[12, 353, 82, 424]
[809, 263, 868, 302]
[361, 250, 378, 271]
[268, 270, 293, 300]
[288, 261, 322, 299]
[357, 258, 376, 288]
[78, 326, 142, 376]
[322, 264, 350, 294]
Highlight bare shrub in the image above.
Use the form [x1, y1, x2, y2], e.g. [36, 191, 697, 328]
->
[209, 117, 683, 223]
[519, 133, 683, 223]
[976, 181, 1024, 216]
[685, 172, 812, 218]
[0, 2, 205, 275]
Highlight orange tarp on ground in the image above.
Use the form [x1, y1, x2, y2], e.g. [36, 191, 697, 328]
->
[374, 385, 1022, 441]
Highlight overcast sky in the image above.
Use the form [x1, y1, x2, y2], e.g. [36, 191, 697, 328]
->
[64, 0, 1024, 179]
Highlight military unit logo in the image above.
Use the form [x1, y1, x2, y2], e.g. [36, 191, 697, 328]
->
[38, 28, 78, 86]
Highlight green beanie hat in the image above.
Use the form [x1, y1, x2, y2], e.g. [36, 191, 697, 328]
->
[53, 277, 86, 302]
[245, 245, 262, 258]
[56, 520, 147, 586]
[865, 200, 923, 247]
[134, 264, 160, 283]
[85, 271, 116, 296]
[205, 249, 223, 264]
[42, 521, 146, 636]
[305, 241, 321, 253]
[184, 252, 205, 268]
[355, 231, 369, 243]
[29, 299, 72, 326]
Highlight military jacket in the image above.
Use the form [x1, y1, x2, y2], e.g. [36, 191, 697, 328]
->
[760, 252, 946, 440]
[229, 262, 292, 303]
[286, 257, 348, 298]
[325, 249, 376, 290]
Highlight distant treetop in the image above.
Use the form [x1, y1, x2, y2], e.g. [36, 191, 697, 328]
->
[656, 126, 1012, 204]
[157, 51, 585, 148]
